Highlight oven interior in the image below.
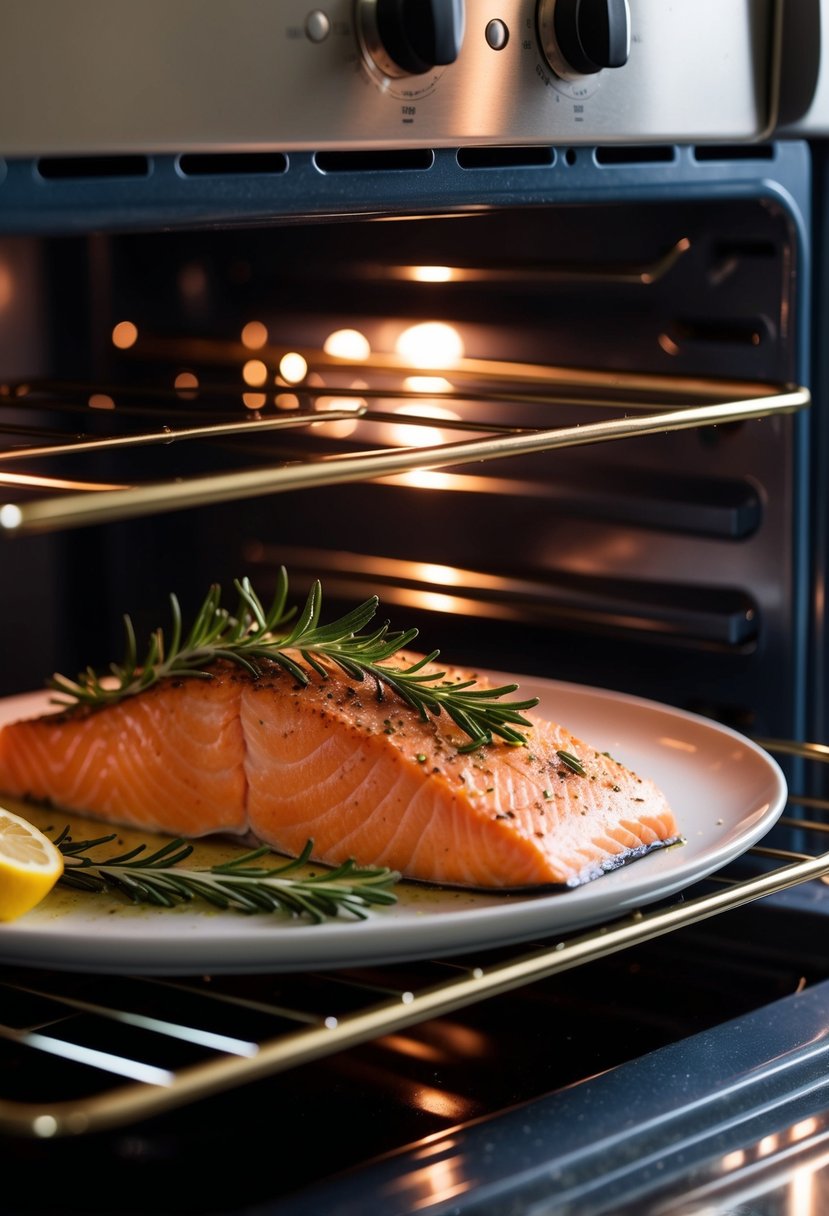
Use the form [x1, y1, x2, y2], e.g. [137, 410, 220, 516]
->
[2, 140, 829, 1214]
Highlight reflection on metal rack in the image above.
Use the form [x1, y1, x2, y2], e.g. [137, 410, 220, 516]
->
[352, 236, 694, 287]
[0, 359, 811, 534]
[0, 739, 826, 1142]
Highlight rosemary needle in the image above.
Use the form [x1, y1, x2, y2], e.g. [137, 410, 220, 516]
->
[49, 566, 540, 753]
[52, 830, 400, 923]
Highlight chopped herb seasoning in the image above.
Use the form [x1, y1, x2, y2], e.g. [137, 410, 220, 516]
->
[556, 750, 586, 776]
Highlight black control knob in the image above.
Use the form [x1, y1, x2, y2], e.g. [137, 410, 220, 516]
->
[359, 0, 465, 78]
[538, 0, 630, 80]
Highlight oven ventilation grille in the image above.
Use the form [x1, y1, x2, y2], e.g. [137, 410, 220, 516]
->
[35, 156, 152, 180]
[0, 361, 809, 535]
[177, 153, 288, 177]
[0, 739, 824, 1139]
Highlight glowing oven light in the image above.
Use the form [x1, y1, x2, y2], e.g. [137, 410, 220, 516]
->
[404, 376, 453, 394]
[323, 329, 371, 360]
[0, 504, 22, 530]
[395, 322, 464, 369]
[389, 403, 461, 448]
[241, 320, 268, 350]
[242, 392, 267, 411]
[414, 563, 464, 587]
[242, 359, 268, 387]
[409, 265, 454, 283]
[111, 320, 138, 349]
[395, 470, 458, 490]
[278, 352, 309, 384]
[174, 371, 199, 399]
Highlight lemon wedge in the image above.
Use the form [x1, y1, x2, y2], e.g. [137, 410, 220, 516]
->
[0, 807, 64, 921]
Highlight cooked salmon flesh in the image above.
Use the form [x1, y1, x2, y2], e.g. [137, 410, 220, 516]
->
[0, 657, 680, 889]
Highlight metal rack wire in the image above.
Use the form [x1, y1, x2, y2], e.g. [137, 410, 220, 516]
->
[0, 360, 810, 533]
[0, 739, 825, 1141]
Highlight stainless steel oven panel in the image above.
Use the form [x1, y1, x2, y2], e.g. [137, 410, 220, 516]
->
[0, 0, 780, 155]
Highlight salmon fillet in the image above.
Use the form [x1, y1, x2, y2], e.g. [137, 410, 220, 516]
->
[0, 656, 680, 889]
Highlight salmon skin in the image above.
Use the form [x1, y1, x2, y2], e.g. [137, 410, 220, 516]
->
[0, 656, 681, 890]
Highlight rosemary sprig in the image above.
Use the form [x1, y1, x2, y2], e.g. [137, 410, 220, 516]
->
[49, 567, 539, 753]
[52, 829, 400, 923]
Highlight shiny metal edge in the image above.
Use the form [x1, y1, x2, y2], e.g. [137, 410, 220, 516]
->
[0, 385, 810, 535]
[272, 978, 829, 1216]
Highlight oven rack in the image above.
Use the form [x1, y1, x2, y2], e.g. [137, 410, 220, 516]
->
[0, 738, 825, 1141]
[0, 361, 809, 534]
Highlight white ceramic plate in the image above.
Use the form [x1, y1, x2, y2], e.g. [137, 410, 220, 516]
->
[0, 677, 786, 975]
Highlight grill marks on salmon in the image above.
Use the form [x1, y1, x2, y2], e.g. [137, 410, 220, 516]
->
[0, 658, 681, 889]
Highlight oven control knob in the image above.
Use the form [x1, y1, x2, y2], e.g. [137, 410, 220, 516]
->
[358, 0, 465, 78]
[537, 0, 630, 80]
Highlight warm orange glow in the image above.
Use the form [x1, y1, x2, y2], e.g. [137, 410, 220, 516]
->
[657, 737, 698, 754]
[410, 265, 454, 283]
[388, 403, 461, 448]
[323, 328, 371, 360]
[385, 1156, 472, 1210]
[396, 322, 464, 368]
[0, 471, 126, 493]
[278, 352, 309, 384]
[414, 563, 464, 587]
[241, 320, 268, 350]
[0, 264, 13, 309]
[404, 376, 453, 393]
[111, 321, 138, 350]
[757, 1134, 780, 1158]
[174, 371, 199, 398]
[313, 375, 366, 435]
[409, 1085, 472, 1120]
[242, 392, 267, 410]
[276, 393, 301, 410]
[389, 470, 460, 490]
[381, 1035, 446, 1064]
[791, 1118, 820, 1142]
[88, 393, 116, 410]
[312, 409, 361, 439]
[790, 1164, 817, 1214]
[242, 359, 268, 387]
[414, 591, 461, 614]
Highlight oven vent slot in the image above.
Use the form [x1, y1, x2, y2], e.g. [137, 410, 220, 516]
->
[0, 736, 826, 1139]
[35, 156, 151, 180]
[667, 316, 772, 348]
[457, 146, 555, 169]
[314, 149, 434, 173]
[177, 153, 288, 177]
[693, 144, 776, 162]
[594, 146, 676, 165]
